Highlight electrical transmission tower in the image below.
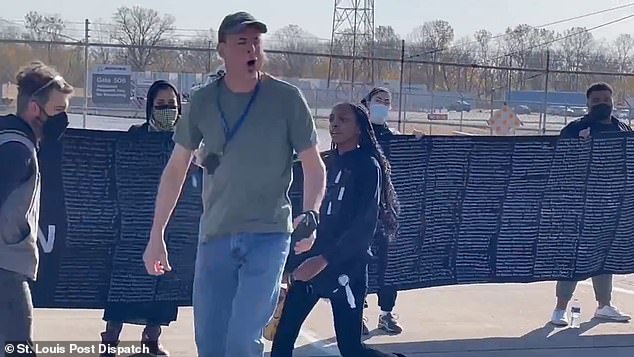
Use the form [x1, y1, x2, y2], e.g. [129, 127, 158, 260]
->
[327, 0, 375, 99]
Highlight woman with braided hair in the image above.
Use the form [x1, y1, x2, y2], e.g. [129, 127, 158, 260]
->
[360, 86, 403, 334]
[270, 102, 403, 357]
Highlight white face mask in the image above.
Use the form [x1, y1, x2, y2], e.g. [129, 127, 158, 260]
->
[369, 103, 389, 125]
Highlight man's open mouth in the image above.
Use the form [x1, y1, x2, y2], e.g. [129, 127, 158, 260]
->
[247, 59, 256, 66]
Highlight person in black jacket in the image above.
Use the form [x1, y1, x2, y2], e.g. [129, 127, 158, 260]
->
[360, 87, 403, 334]
[550, 82, 632, 326]
[99, 80, 182, 357]
[559, 82, 631, 139]
[270, 102, 403, 357]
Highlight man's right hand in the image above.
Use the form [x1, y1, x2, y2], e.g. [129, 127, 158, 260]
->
[143, 232, 172, 276]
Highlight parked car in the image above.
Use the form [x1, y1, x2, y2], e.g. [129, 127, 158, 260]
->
[547, 105, 565, 115]
[448, 100, 471, 112]
[615, 108, 631, 120]
[514, 105, 531, 114]
[569, 106, 587, 117]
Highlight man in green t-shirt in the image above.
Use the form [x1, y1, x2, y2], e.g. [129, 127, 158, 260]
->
[142, 11, 326, 357]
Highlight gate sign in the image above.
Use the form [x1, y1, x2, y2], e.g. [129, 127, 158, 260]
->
[91, 65, 131, 105]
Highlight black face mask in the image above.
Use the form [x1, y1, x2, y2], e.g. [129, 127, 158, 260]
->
[41, 111, 70, 141]
[589, 103, 613, 121]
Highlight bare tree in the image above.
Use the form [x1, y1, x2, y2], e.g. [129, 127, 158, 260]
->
[474, 29, 492, 64]
[501, 25, 546, 90]
[447, 37, 478, 92]
[180, 30, 218, 73]
[22, 11, 73, 72]
[615, 34, 634, 72]
[24, 11, 65, 41]
[89, 20, 125, 66]
[269, 25, 321, 78]
[472, 29, 493, 97]
[407, 20, 454, 89]
[374, 25, 401, 80]
[559, 27, 594, 90]
[111, 6, 175, 71]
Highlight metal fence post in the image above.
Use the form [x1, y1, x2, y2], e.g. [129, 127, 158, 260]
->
[398, 40, 405, 133]
[83, 19, 90, 129]
[541, 49, 551, 135]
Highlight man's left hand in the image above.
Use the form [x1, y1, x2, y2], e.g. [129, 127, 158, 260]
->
[292, 255, 328, 282]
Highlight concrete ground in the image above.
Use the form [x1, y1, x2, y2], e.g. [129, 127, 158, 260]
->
[33, 275, 634, 356]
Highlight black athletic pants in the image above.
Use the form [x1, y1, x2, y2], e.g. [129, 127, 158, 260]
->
[271, 277, 397, 357]
[369, 232, 397, 312]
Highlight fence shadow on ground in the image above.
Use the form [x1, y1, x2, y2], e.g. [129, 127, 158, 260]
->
[286, 319, 634, 357]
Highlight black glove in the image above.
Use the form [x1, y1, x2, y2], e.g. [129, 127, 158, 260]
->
[291, 210, 319, 243]
[284, 210, 319, 275]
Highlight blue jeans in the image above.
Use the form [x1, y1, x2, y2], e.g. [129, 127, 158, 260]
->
[193, 233, 291, 357]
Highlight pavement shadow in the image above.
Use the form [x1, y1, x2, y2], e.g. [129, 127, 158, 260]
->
[290, 318, 634, 356]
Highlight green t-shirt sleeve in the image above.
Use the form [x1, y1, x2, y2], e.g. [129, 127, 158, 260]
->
[172, 90, 204, 151]
[288, 87, 318, 154]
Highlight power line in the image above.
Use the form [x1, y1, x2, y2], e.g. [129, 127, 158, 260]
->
[408, 2, 634, 59]
[492, 12, 634, 61]
[536, 2, 634, 27]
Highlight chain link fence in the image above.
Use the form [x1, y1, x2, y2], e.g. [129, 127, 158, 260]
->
[1, 34, 633, 135]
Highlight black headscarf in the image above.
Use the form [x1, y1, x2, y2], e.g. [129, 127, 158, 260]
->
[145, 80, 182, 124]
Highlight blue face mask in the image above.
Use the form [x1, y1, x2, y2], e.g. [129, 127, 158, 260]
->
[369, 103, 389, 125]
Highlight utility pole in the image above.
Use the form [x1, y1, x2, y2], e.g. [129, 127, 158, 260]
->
[506, 56, 512, 101]
[207, 40, 212, 73]
[541, 49, 551, 135]
[397, 40, 405, 132]
[83, 19, 90, 129]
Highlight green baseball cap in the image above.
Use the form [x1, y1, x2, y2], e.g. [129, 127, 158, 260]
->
[218, 12, 268, 42]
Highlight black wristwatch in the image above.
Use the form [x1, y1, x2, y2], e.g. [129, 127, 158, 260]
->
[302, 210, 319, 225]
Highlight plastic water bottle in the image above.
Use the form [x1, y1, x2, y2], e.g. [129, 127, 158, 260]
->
[570, 299, 581, 328]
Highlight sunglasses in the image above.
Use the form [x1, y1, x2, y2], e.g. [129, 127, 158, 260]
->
[31, 75, 68, 99]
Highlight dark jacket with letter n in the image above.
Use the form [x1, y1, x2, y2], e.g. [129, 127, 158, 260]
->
[299, 148, 382, 294]
[560, 115, 632, 138]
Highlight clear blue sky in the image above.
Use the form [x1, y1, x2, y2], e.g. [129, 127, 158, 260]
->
[4, 0, 634, 41]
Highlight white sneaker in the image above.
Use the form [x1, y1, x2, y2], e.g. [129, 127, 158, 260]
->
[550, 309, 569, 327]
[595, 305, 632, 322]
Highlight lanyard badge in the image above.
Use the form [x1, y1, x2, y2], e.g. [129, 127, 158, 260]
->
[216, 78, 261, 152]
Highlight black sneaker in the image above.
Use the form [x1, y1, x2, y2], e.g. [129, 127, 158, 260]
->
[378, 313, 403, 334]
